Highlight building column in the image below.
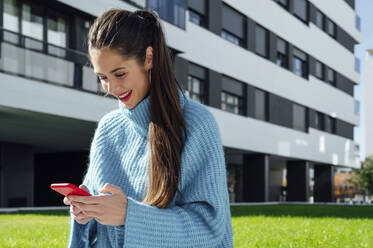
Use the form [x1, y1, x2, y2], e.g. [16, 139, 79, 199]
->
[314, 164, 335, 202]
[208, 69, 222, 109]
[242, 154, 269, 202]
[207, 0, 222, 36]
[174, 55, 188, 90]
[0, 142, 34, 207]
[286, 160, 310, 202]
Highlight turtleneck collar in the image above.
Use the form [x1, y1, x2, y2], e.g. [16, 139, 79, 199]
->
[118, 90, 187, 137]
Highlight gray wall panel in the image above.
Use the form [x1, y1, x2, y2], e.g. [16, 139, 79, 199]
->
[208, 69, 222, 108]
[174, 55, 189, 91]
[269, 94, 293, 129]
[208, 0, 222, 35]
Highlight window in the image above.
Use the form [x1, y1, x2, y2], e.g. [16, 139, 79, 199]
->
[315, 111, 324, 130]
[222, 4, 245, 47]
[255, 25, 268, 58]
[47, 13, 67, 57]
[326, 19, 336, 37]
[276, 37, 288, 68]
[315, 9, 324, 29]
[3, 0, 19, 44]
[221, 76, 245, 115]
[22, 3, 44, 50]
[326, 67, 335, 86]
[187, 76, 205, 104]
[188, 0, 207, 27]
[315, 60, 323, 79]
[187, 63, 207, 104]
[277, 0, 288, 9]
[221, 30, 240, 46]
[147, 0, 186, 29]
[325, 115, 336, 134]
[131, 0, 146, 8]
[255, 89, 267, 121]
[293, 104, 306, 132]
[221, 92, 243, 115]
[294, 0, 307, 22]
[293, 48, 308, 78]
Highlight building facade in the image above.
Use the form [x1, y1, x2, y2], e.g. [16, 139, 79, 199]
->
[366, 50, 373, 158]
[0, 0, 361, 207]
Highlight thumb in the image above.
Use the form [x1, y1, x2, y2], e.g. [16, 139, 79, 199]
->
[79, 184, 90, 193]
[99, 183, 123, 195]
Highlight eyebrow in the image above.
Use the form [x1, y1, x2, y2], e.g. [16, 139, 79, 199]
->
[95, 67, 126, 75]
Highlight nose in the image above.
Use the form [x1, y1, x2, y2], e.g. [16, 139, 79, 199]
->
[104, 78, 121, 95]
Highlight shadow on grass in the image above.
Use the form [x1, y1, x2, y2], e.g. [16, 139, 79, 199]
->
[230, 204, 373, 219]
[0, 210, 69, 216]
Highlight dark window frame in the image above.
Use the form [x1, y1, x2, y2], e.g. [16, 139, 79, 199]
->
[221, 29, 242, 46]
[221, 90, 245, 115]
[221, 3, 246, 48]
[293, 0, 308, 24]
[326, 18, 336, 38]
[276, 36, 288, 69]
[315, 60, 324, 80]
[254, 88, 269, 121]
[315, 9, 324, 30]
[293, 103, 307, 132]
[254, 24, 269, 58]
[188, 0, 208, 28]
[326, 67, 336, 87]
[277, 0, 289, 9]
[293, 48, 308, 79]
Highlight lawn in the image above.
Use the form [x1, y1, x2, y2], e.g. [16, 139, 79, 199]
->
[0, 205, 372, 247]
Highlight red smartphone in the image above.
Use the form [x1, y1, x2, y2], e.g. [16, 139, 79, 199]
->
[50, 183, 91, 197]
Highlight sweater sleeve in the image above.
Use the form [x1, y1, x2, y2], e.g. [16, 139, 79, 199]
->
[120, 108, 231, 247]
[67, 114, 109, 248]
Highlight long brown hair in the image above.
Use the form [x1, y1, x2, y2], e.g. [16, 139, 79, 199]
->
[88, 9, 187, 208]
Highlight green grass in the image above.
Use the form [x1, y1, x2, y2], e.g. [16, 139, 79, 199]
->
[0, 205, 372, 247]
[0, 210, 70, 248]
[231, 205, 373, 248]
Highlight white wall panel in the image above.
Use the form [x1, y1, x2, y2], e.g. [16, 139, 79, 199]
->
[223, 0, 359, 84]
[0, 73, 117, 122]
[365, 54, 373, 157]
[180, 22, 358, 125]
[310, 0, 361, 41]
[209, 106, 360, 168]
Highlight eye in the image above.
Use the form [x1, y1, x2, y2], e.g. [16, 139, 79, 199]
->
[115, 72, 126, 78]
[99, 76, 108, 81]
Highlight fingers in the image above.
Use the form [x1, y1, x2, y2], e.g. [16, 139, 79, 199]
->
[79, 184, 90, 193]
[74, 211, 92, 225]
[72, 201, 100, 213]
[70, 204, 80, 214]
[63, 196, 71, 205]
[99, 183, 123, 195]
[68, 195, 99, 204]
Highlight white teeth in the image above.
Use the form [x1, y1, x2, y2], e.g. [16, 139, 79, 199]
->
[119, 90, 132, 99]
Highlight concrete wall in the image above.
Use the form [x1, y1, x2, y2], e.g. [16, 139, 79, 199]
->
[366, 53, 373, 157]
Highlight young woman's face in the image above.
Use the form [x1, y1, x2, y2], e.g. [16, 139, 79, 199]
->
[90, 47, 152, 109]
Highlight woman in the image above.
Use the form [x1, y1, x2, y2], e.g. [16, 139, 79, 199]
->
[64, 8, 233, 247]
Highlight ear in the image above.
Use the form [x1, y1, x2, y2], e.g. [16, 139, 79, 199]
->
[144, 46, 153, 71]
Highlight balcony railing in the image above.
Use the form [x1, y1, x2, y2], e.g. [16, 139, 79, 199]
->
[0, 27, 104, 95]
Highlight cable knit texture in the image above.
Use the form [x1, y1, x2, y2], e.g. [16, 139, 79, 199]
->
[68, 90, 234, 248]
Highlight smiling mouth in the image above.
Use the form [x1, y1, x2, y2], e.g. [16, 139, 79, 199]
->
[118, 90, 132, 99]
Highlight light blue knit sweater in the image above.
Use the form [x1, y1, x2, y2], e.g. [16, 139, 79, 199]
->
[68, 91, 233, 248]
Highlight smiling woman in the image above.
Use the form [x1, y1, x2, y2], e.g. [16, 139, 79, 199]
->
[64, 8, 233, 248]
[90, 47, 151, 109]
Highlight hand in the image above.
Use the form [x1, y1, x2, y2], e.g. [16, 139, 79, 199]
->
[63, 184, 93, 224]
[68, 183, 128, 226]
